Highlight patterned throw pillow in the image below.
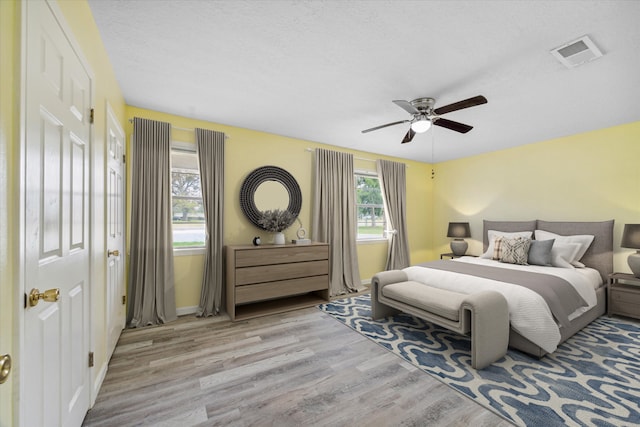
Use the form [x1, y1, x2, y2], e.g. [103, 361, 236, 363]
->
[492, 237, 504, 260]
[500, 237, 531, 265]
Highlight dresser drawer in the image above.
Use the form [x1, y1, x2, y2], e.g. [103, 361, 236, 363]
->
[610, 285, 640, 320]
[609, 300, 640, 319]
[236, 260, 329, 286]
[611, 288, 640, 305]
[236, 275, 328, 304]
[235, 245, 328, 267]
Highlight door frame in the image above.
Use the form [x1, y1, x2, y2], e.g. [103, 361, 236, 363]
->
[101, 100, 126, 388]
[17, 1, 96, 425]
[0, 1, 18, 425]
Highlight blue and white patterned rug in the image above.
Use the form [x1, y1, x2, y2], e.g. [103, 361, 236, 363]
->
[318, 294, 640, 427]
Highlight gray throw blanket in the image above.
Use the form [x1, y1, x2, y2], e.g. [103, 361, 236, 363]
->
[417, 260, 587, 328]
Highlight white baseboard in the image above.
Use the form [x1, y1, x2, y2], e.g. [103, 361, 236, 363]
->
[361, 278, 371, 287]
[176, 305, 199, 316]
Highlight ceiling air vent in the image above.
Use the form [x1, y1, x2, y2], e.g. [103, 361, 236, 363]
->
[550, 35, 603, 68]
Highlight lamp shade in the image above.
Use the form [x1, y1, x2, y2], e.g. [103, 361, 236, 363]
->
[621, 224, 640, 249]
[411, 119, 432, 133]
[447, 222, 471, 239]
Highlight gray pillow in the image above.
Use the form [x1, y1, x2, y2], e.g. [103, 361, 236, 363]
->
[528, 239, 555, 266]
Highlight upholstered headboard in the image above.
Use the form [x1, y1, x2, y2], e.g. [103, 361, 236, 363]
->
[536, 220, 614, 283]
[482, 219, 614, 282]
[482, 220, 537, 252]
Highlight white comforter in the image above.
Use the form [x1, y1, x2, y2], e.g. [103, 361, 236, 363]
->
[403, 257, 602, 353]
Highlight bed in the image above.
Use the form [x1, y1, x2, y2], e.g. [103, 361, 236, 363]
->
[373, 219, 614, 359]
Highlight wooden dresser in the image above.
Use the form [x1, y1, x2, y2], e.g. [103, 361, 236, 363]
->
[225, 243, 330, 321]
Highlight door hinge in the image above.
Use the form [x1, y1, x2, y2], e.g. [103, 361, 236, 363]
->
[122, 295, 126, 305]
[89, 108, 95, 124]
[88, 351, 94, 368]
[23, 293, 27, 309]
[122, 154, 125, 164]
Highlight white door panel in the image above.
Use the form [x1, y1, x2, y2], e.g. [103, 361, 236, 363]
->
[22, 1, 92, 426]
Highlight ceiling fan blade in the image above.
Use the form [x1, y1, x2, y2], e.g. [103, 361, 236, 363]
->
[401, 128, 416, 144]
[433, 95, 487, 115]
[433, 118, 473, 134]
[361, 120, 408, 133]
[393, 100, 420, 115]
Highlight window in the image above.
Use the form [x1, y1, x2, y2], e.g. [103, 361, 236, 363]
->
[355, 172, 386, 240]
[171, 144, 205, 248]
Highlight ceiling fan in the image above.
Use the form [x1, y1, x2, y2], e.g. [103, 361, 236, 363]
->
[362, 95, 487, 144]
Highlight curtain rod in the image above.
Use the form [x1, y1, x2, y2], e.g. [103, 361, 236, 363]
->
[304, 147, 408, 167]
[127, 118, 228, 137]
[304, 147, 375, 163]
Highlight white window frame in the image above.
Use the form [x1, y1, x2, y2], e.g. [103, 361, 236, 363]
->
[354, 170, 387, 243]
[171, 141, 206, 255]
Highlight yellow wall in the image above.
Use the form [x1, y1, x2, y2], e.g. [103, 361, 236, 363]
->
[125, 106, 434, 311]
[55, 0, 127, 403]
[124, 109, 640, 312]
[0, 1, 19, 425]
[433, 121, 640, 272]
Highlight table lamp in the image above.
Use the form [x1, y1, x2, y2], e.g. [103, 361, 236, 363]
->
[447, 222, 471, 256]
[621, 224, 640, 278]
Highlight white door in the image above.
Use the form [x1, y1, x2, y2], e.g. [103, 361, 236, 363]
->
[106, 105, 126, 359]
[22, 1, 92, 426]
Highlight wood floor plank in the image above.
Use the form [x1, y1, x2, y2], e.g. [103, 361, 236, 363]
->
[83, 307, 513, 427]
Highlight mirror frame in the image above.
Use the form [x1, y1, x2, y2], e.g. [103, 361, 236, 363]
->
[240, 166, 302, 230]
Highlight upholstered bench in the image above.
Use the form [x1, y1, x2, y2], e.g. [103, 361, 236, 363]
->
[371, 270, 509, 369]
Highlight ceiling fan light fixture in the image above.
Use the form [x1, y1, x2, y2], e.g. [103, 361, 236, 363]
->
[361, 95, 486, 143]
[411, 118, 431, 133]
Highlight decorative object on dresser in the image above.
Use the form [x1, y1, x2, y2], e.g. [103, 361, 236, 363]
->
[225, 243, 330, 321]
[621, 223, 640, 278]
[292, 239, 311, 245]
[608, 272, 640, 320]
[447, 222, 471, 256]
[292, 218, 310, 244]
[257, 208, 294, 244]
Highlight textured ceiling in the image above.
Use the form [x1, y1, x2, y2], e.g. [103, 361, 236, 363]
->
[88, 0, 640, 163]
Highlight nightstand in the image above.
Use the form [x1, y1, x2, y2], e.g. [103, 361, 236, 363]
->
[440, 253, 476, 259]
[608, 273, 640, 320]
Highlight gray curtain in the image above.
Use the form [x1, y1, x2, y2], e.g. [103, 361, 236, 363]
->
[312, 148, 361, 295]
[376, 159, 411, 270]
[195, 128, 225, 316]
[127, 117, 177, 327]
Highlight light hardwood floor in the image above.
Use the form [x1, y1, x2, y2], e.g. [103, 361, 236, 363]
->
[83, 306, 514, 427]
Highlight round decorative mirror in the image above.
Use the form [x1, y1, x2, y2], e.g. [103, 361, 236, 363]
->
[240, 166, 302, 231]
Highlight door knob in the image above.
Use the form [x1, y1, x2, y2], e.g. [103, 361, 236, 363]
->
[0, 354, 10, 384]
[29, 288, 60, 307]
[108, 249, 120, 257]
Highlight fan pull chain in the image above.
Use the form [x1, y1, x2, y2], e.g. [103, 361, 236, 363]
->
[431, 126, 435, 179]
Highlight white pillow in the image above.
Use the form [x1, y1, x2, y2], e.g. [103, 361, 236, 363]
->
[550, 242, 581, 268]
[481, 230, 534, 259]
[534, 230, 594, 267]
